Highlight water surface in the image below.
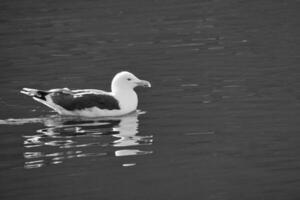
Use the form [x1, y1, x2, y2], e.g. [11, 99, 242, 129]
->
[1, 0, 300, 199]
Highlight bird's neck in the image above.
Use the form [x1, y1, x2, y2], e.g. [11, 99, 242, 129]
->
[112, 88, 138, 113]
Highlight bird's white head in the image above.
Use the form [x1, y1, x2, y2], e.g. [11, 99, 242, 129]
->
[111, 71, 151, 93]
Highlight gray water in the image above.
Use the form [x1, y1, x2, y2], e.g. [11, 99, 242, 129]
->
[1, 0, 300, 199]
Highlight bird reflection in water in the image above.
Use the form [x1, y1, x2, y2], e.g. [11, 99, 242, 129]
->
[3, 111, 153, 169]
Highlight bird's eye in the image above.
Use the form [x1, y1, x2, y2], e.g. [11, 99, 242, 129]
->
[127, 78, 132, 81]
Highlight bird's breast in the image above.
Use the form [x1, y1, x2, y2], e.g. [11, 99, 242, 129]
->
[115, 90, 138, 113]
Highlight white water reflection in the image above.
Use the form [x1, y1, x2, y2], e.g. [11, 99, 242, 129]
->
[112, 115, 153, 147]
[115, 149, 153, 157]
[1, 111, 153, 169]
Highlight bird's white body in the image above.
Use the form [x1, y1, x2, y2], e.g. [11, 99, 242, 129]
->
[31, 89, 138, 117]
[21, 71, 151, 118]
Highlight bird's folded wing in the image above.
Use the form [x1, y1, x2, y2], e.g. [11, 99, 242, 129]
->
[49, 90, 120, 111]
[49, 88, 73, 94]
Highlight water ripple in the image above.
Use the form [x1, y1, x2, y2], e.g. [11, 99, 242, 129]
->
[1, 111, 153, 169]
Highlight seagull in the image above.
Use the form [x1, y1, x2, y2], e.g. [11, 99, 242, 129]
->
[21, 71, 151, 118]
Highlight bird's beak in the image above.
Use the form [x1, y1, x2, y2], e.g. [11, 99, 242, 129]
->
[136, 80, 151, 88]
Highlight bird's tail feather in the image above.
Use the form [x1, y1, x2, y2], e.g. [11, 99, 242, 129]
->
[21, 88, 63, 114]
[20, 88, 38, 96]
[21, 88, 49, 101]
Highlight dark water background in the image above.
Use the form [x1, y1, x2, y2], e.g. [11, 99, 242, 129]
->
[1, 0, 300, 199]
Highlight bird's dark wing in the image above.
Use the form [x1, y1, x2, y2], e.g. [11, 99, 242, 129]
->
[50, 91, 120, 111]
